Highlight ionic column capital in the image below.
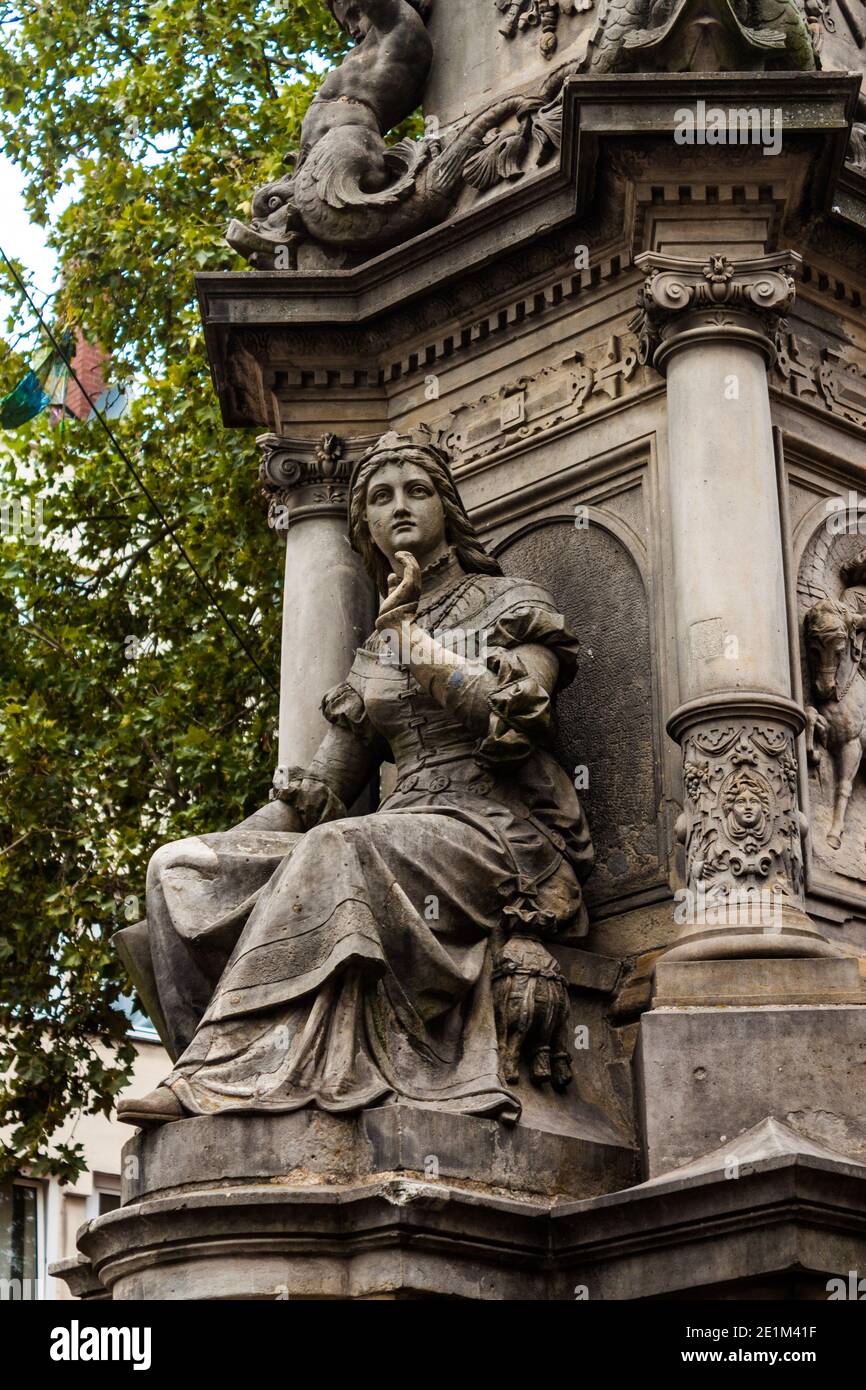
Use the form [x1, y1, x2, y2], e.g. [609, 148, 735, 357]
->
[631, 251, 801, 373]
[257, 431, 379, 539]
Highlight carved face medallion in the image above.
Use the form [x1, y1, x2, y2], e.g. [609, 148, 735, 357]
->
[721, 769, 772, 849]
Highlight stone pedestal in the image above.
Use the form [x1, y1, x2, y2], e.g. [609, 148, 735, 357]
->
[67, 1105, 636, 1301]
[550, 1119, 866, 1300]
[61, 1111, 866, 1301]
[638, 1003, 866, 1178]
[653, 955, 866, 1007]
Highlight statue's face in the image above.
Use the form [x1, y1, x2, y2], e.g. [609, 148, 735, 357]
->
[332, 1, 368, 43]
[732, 789, 762, 829]
[365, 461, 446, 569]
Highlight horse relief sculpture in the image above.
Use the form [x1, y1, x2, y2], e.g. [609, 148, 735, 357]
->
[226, 0, 817, 268]
[117, 432, 594, 1129]
[804, 548, 866, 852]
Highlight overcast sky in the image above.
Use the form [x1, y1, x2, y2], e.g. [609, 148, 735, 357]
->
[0, 152, 63, 336]
[1, 156, 58, 287]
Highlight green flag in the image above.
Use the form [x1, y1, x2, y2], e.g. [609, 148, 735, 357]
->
[0, 331, 74, 429]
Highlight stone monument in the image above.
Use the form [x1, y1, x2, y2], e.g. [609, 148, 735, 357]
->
[55, 0, 866, 1301]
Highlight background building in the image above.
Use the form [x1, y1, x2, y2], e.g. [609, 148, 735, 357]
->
[1, 1019, 166, 1300]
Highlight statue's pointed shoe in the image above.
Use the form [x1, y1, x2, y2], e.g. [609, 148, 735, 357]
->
[117, 1086, 184, 1129]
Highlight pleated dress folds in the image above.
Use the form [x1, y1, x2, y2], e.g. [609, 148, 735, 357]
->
[165, 572, 594, 1123]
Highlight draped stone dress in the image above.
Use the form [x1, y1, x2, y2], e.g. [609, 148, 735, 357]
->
[158, 566, 593, 1123]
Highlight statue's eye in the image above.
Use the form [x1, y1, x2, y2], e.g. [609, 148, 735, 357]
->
[268, 196, 281, 210]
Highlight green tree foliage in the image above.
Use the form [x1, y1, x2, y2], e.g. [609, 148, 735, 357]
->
[0, 1, 345, 1182]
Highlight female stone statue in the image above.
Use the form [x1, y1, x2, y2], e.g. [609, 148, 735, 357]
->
[118, 432, 593, 1128]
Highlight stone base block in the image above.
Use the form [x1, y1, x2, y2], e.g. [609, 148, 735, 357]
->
[653, 956, 866, 1008]
[51, 1103, 635, 1299]
[551, 1120, 866, 1300]
[639, 1004, 866, 1178]
[54, 1117, 866, 1301]
[121, 1102, 636, 1209]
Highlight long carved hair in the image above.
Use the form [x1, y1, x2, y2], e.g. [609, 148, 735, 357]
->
[348, 438, 503, 595]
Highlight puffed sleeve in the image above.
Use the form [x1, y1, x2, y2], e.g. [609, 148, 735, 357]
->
[486, 601, 580, 690]
[467, 599, 577, 764]
[320, 679, 375, 746]
[476, 649, 555, 765]
[272, 765, 348, 830]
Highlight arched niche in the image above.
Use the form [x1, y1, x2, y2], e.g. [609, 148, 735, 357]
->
[496, 513, 660, 912]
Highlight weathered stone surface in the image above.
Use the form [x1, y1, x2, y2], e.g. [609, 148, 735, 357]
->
[653, 956, 866, 1007]
[550, 1121, 866, 1300]
[639, 1005, 866, 1177]
[49, 1255, 110, 1302]
[499, 517, 663, 912]
[121, 1103, 636, 1207]
[57, 1117, 866, 1300]
[120, 436, 604, 1131]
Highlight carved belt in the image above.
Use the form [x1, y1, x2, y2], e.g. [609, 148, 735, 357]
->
[391, 750, 495, 799]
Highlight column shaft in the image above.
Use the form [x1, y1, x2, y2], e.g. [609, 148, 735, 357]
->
[666, 342, 790, 700]
[278, 518, 372, 768]
[634, 251, 838, 961]
[258, 432, 376, 776]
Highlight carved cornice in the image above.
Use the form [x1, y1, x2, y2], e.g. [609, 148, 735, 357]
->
[632, 251, 800, 373]
[434, 331, 644, 467]
[257, 432, 379, 539]
[774, 332, 866, 433]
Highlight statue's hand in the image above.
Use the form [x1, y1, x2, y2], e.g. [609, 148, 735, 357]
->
[375, 550, 422, 631]
[271, 766, 348, 830]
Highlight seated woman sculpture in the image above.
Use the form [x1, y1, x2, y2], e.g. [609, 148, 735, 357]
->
[118, 432, 593, 1129]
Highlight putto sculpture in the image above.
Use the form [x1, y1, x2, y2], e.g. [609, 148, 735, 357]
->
[227, 0, 818, 267]
[227, 0, 530, 263]
[118, 432, 593, 1129]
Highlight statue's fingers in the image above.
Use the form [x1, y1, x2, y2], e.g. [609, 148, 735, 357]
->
[394, 550, 422, 591]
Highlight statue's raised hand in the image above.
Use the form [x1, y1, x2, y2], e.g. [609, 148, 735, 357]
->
[375, 551, 422, 632]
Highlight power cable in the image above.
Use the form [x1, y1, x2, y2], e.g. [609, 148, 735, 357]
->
[0, 246, 278, 695]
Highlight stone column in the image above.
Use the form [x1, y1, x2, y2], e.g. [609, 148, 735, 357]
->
[258, 432, 376, 776]
[634, 252, 838, 962]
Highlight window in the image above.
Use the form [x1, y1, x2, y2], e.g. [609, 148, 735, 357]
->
[0, 1182, 40, 1299]
[113, 992, 160, 1043]
[86, 1174, 121, 1223]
